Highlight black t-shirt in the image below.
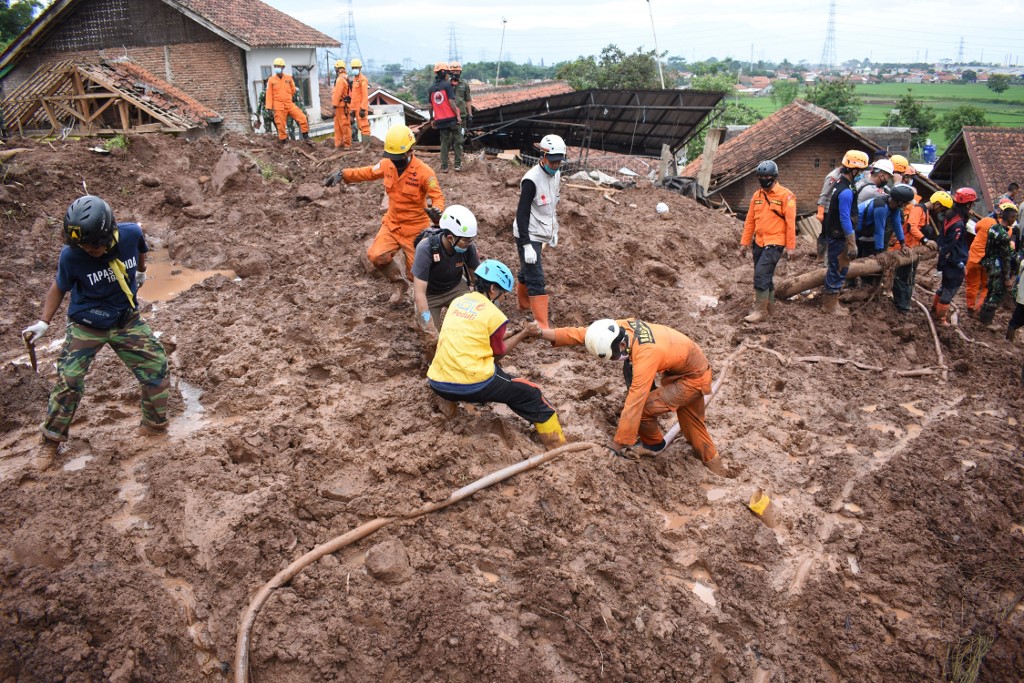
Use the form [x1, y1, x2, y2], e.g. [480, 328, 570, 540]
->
[411, 234, 480, 294]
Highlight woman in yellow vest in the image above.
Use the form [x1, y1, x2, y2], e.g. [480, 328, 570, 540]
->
[427, 259, 565, 448]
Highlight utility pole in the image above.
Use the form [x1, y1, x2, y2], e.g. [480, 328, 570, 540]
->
[495, 17, 507, 86]
[645, 0, 665, 89]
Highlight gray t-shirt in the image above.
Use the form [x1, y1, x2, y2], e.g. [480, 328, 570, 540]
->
[411, 232, 480, 294]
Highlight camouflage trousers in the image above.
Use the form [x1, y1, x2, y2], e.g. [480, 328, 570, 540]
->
[981, 265, 1007, 314]
[42, 313, 169, 442]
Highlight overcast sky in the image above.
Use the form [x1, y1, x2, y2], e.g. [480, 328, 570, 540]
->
[266, 0, 1024, 69]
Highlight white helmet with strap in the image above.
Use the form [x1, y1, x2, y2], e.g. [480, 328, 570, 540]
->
[537, 134, 567, 159]
[585, 319, 626, 360]
[439, 205, 477, 238]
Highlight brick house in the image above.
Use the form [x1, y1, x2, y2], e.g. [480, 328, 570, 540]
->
[682, 99, 939, 217]
[0, 0, 339, 133]
[930, 127, 1024, 216]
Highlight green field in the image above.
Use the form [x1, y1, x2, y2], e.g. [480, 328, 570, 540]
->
[735, 82, 1024, 154]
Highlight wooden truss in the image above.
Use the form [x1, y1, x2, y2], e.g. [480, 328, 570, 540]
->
[1, 59, 214, 137]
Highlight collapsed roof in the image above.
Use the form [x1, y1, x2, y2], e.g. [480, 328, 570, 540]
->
[930, 126, 1024, 211]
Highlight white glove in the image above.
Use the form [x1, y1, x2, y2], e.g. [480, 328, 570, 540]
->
[550, 223, 559, 248]
[523, 244, 537, 265]
[136, 272, 147, 287]
[22, 320, 49, 343]
[966, 219, 977, 235]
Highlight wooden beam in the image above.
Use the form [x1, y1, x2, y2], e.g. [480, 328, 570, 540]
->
[696, 127, 725, 193]
[39, 101, 61, 134]
[117, 100, 130, 131]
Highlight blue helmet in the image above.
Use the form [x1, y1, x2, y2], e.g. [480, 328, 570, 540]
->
[474, 259, 514, 292]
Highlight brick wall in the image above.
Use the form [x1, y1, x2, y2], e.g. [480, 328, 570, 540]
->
[719, 130, 870, 218]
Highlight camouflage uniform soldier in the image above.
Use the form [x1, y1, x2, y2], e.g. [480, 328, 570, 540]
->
[256, 84, 275, 135]
[286, 89, 305, 140]
[22, 196, 169, 444]
[979, 203, 1019, 327]
[450, 61, 472, 172]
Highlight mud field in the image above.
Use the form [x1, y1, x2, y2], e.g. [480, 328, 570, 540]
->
[0, 133, 1022, 682]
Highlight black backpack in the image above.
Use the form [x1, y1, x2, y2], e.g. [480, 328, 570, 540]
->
[414, 227, 444, 263]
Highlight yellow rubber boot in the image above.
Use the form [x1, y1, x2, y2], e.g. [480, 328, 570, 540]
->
[535, 413, 565, 449]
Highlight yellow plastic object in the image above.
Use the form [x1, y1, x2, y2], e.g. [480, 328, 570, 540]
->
[748, 490, 771, 515]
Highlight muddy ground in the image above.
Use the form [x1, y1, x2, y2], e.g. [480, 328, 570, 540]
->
[0, 132, 1022, 682]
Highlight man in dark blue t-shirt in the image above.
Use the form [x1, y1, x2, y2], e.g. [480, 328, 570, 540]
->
[22, 195, 169, 445]
[412, 205, 480, 341]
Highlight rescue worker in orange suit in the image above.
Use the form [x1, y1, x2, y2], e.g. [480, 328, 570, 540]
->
[534, 318, 727, 476]
[933, 187, 977, 325]
[890, 191, 946, 312]
[331, 59, 352, 149]
[349, 58, 371, 138]
[265, 58, 310, 143]
[739, 159, 796, 323]
[322, 124, 444, 304]
[964, 202, 1012, 317]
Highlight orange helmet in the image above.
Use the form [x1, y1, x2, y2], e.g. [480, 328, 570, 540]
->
[890, 154, 910, 173]
[449, 61, 462, 71]
[842, 150, 869, 169]
[434, 61, 449, 73]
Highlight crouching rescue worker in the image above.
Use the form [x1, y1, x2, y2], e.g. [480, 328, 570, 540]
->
[413, 204, 481, 339]
[821, 150, 870, 316]
[739, 159, 796, 323]
[535, 318, 726, 475]
[933, 188, 977, 325]
[21, 195, 169, 445]
[323, 124, 445, 304]
[427, 260, 565, 448]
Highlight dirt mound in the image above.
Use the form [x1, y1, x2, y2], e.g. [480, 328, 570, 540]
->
[1, 133, 1022, 682]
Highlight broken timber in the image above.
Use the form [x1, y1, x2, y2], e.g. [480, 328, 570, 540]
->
[775, 246, 936, 300]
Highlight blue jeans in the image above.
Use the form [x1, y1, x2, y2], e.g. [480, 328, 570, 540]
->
[825, 237, 848, 294]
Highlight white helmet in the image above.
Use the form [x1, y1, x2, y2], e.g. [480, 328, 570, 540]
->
[439, 205, 478, 238]
[585, 319, 626, 360]
[537, 134, 566, 160]
[872, 159, 894, 175]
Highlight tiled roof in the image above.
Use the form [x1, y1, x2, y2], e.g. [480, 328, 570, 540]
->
[472, 81, 574, 110]
[682, 99, 838, 187]
[103, 59, 219, 123]
[171, 0, 340, 48]
[961, 127, 1024, 208]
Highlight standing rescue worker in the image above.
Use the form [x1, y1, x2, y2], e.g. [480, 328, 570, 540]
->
[891, 191, 947, 313]
[513, 134, 565, 329]
[322, 124, 445, 304]
[22, 195, 169, 445]
[428, 62, 461, 173]
[350, 58, 371, 139]
[535, 318, 726, 476]
[933, 187, 978, 325]
[855, 158, 894, 203]
[978, 203, 1019, 328]
[965, 210, 1001, 317]
[821, 150, 870, 315]
[264, 58, 311, 143]
[331, 60, 352, 149]
[739, 159, 796, 323]
[450, 61, 472, 171]
[413, 204, 481, 338]
[427, 260, 565, 448]
[816, 161, 847, 260]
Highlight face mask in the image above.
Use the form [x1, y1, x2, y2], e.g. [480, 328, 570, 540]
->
[541, 160, 557, 176]
[453, 245, 468, 254]
[758, 177, 775, 190]
[352, 69, 360, 75]
[274, 67, 283, 75]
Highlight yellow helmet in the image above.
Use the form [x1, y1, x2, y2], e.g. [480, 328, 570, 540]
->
[334, 59, 346, 70]
[273, 58, 285, 67]
[434, 61, 450, 73]
[929, 191, 953, 209]
[383, 125, 416, 157]
[449, 61, 462, 71]
[350, 58, 362, 68]
[841, 150, 869, 170]
[998, 199, 1018, 213]
[890, 154, 910, 173]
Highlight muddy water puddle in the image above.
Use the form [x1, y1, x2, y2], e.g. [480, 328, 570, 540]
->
[62, 455, 93, 471]
[141, 248, 236, 302]
[658, 506, 712, 530]
[169, 380, 209, 439]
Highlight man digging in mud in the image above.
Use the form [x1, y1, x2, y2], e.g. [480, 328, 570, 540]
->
[323, 124, 445, 305]
[21, 195, 170, 447]
[427, 260, 566, 448]
[534, 318, 727, 475]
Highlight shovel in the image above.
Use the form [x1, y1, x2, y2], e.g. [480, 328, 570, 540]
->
[22, 331, 38, 373]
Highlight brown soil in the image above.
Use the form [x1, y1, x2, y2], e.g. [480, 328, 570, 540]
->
[1, 133, 1022, 682]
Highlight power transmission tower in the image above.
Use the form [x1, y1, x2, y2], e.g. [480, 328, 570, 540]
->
[956, 37, 964, 64]
[819, 0, 837, 72]
[447, 23, 461, 64]
[341, 0, 363, 65]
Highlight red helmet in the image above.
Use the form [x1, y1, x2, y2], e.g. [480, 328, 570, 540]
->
[953, 187, 977, 204]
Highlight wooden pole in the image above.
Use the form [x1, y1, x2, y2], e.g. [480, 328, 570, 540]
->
[696, 127, 725, 193]
[774, 246, 936, 300]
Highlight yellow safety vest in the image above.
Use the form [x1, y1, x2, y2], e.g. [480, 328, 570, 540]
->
[427, 291, 506, 385]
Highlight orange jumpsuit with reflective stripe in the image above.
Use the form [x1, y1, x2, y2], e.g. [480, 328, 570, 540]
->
[343, 155, 445, 274]
[332, 72, 352, 149]
[965, 217, 997, 312]
[553, 319, 717, 461]
[740, 183, 797, 249]
[265, 73, 308, 140]
[351, 74, 371, 135]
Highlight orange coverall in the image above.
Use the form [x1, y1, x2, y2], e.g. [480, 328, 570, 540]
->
[265, 73, 308, 140]
[343, 155, 445, 275]
[891, 202, 927, 250]
[740, 183, 797, 249]
[351, 74, 371, 135]
[553, 319, 717, 461]
[332, 72, 352, 149]
[965, 217, 997, 313]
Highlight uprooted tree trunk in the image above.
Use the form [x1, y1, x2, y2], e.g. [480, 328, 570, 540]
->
[775, 246, 937, 300]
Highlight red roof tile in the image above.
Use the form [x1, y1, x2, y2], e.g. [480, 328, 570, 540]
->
[172, 0, 339, 48]
[105, 59, 219, 123]
[472, 81, 574, 111]
[961, 127, 1024, 209]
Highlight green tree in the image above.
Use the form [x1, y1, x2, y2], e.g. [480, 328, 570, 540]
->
[687, 102, 762, 159]
[770, 79, 800, 108]
[555, 44, 660, 90]
[0, 0, 41, 48]
[691, 72, 735, 93]
[960, 69, 977, 83]
[986, 74, 1011, 93]
[941, 105, 989, 141]
[804, 77, 860, 124]
[892, 89, 937, 151]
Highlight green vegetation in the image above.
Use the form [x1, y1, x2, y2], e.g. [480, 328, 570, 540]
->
[0, 0, 40, 50]
[804, 78, 861, 125]
[103, 134, 129, 152]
